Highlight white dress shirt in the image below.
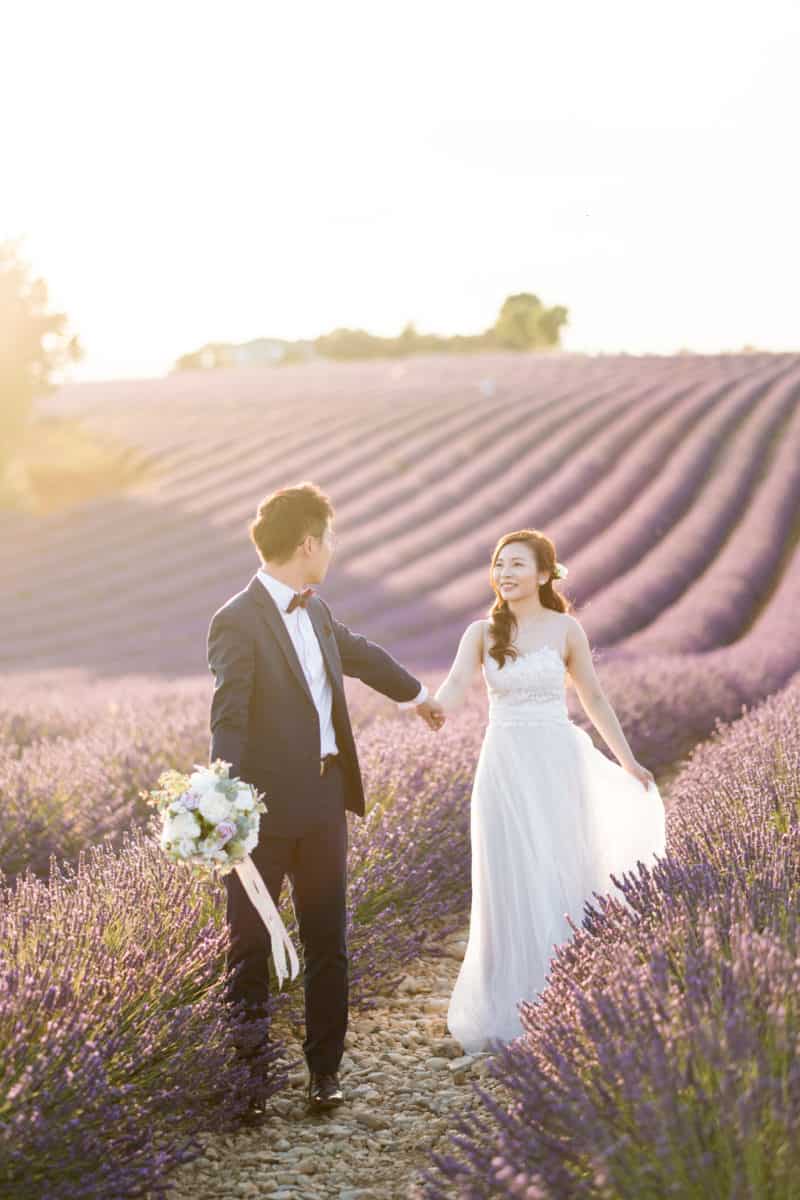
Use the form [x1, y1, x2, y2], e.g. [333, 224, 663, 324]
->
[256, 569, 427, 758]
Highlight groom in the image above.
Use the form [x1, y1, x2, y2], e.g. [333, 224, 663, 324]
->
[207, 482, 445, 1114]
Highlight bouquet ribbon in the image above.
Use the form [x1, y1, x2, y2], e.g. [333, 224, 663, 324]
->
[233, 854, 300, 988]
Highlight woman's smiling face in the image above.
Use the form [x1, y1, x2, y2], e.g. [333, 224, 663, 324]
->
[492, 540, 542, 602]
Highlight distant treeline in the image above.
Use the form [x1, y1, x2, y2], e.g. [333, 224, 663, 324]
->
[173, 292, 569, 371]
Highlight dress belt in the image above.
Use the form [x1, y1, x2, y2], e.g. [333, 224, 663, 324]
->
[488, 701, 571, 727]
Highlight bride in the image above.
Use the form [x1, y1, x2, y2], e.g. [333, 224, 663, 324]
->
[435, 528, 666, 1054]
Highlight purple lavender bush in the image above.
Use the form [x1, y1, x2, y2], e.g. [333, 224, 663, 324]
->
[425, 907, 800, 1199]
[0, 672, 208, 756]
[0, 696, 483, 1196]
[421, 673, 800, 1198]
[0, 827, 290, 1200]
[0, 672, 387, 881]
[0, 695, 208, 878]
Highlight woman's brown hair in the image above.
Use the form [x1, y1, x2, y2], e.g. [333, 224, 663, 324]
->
[249, 482, 333, 563]
[487, 529, 572, 668]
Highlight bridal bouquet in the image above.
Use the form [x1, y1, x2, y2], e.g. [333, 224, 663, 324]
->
[146, 759, 263, 870]
[142, 760, 299, 986]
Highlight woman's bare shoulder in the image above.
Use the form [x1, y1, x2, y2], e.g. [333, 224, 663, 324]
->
[563, 612, 588, 638]
[559, 613, 582, 658]
[463, 618, 489, 660]
[465, 618, 490, 635]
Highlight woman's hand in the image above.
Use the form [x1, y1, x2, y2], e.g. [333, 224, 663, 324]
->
[622, 759, 656, 791]
[416, 699, 446, 731]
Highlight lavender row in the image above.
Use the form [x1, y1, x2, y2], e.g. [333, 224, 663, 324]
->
[0, 829, 288, 1200]
[338, 376, 675, 623]
[0, 694, 209, 878]
[4, 638, 795, 893]
[6, 355, 781, 677]
[610, 391, 800, 656]
[0, 673, 386, 878]
[0, 672, 208, 756]
[1, 369, 474, 606]
[360, 356, 791, 650]
[326, 378, 628, 589]
[381, 370, 740, 660]
[575, 516, 800, 772]
[0, 378, 579, 654]
[422, 671, 800, 1198]
[5, 374, 594, 644]
[0, 703, 485, 1197]
[580, 362, 800, 646]
[5, 355, 560, 596]
[562, 358, 795, 606]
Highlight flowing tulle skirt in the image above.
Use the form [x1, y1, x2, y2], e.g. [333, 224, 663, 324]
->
[447, 719, 666, 1053]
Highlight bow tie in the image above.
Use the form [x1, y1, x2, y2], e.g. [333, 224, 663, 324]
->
[286, 587, 315, 613]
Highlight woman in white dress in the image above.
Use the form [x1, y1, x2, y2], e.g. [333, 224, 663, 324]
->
[436, 528, 666, 1054]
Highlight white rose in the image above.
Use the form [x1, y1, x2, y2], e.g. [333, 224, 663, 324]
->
[188, 769, 221, 794]
[175, 837, 197, 859]
[164, 811, 201, 842]
[198, 791, 230, 824]
[233, 786, 255, 812]
[243, 827, 259, 852]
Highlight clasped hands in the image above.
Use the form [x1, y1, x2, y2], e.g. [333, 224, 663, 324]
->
[415, 698, 446, 732]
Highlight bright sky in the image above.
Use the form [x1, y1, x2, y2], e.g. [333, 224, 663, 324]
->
[4, 0, 799, 381]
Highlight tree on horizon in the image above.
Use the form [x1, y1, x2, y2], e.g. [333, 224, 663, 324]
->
[0, 238, 83, 479]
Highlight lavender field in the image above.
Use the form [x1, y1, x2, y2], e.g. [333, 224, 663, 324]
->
[3, 349, 799, 681]
[2, 350, 800, 1198]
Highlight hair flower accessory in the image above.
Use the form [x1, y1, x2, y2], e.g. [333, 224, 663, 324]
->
[553, 561, 568, 580]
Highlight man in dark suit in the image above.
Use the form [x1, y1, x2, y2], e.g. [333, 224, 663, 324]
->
[207, 482, 445, 1114]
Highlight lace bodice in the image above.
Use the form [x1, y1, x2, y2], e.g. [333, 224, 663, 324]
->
[482, 644, 571, 726]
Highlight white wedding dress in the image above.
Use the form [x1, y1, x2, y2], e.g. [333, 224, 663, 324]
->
[447, 639, 666, 1054]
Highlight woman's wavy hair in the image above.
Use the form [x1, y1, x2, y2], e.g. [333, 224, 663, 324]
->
[487, 529, 573, 668]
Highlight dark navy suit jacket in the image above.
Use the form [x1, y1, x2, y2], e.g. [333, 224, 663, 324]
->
[207, 575, 422, 837]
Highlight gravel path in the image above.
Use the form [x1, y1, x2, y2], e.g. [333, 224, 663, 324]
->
[165, 926, 508, 1200]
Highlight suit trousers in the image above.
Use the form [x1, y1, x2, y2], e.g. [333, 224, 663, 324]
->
[223, 758, 349, 1076]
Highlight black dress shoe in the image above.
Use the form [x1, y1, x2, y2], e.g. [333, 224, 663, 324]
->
[240, 1097, 269, 1126]
[307, 1071, 344, 1111]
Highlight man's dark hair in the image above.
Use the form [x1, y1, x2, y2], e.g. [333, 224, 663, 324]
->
[248, 482, 334, 563]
